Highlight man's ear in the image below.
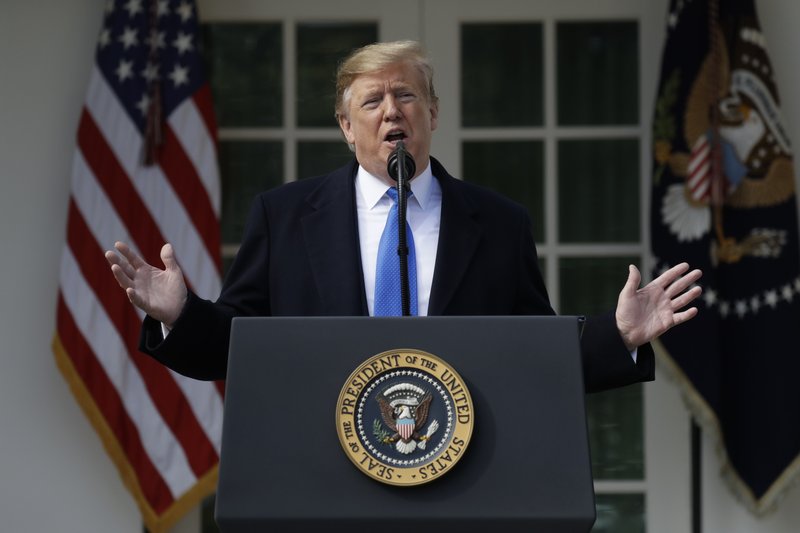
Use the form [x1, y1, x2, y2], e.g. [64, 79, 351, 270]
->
[430, 102, 439, 132]
[338, 114, 355, 144]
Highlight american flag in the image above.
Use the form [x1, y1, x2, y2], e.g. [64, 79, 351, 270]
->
[52, 1, 223, 531]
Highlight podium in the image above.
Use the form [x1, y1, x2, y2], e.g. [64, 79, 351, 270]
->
[216, 316, 595, 532]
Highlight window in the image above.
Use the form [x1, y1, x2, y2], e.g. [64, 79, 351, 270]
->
[197, 1, 657, 530]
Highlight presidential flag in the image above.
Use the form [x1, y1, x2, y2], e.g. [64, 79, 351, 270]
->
[53, 1, 223, 531]
[651, 0, 800, 513]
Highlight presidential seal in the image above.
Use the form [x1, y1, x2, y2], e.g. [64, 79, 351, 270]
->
[336, 349, 474, 486]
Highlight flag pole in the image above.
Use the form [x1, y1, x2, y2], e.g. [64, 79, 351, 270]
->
[691, 2, 720, 530]
[692, 419, 702, 533]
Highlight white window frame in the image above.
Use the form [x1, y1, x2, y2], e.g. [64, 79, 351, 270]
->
[195, 1, 692, 532]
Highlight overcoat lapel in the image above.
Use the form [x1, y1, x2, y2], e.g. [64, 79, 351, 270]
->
[428, 159, 481, 315]
[299, 157, 480, 316]
[301, 161, 368, 315]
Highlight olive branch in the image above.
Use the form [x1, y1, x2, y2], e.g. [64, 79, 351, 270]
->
[653, 69, 681, 184]
[373, 419, 393, 445]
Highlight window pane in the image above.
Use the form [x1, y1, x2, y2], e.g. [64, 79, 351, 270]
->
[461, 23, 543, 127]
[587, 385, 644, 479]
[559, 256, 644, 480]
[202, 24, 282, 127]
[462, 141, 544, 242]
[559, 256, 637, 316]
[558, 139, 639, 243]
[219, 141, 284, 244]
[296, 23, 378, 127]
[592, 494, 645, 533]
[557, 21, 638, 126]
[297, 141, 355, 178]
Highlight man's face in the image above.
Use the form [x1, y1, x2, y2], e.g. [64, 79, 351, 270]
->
[338, 62, 438, 184]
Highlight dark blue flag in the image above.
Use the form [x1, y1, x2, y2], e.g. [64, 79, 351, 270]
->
[651, 0, 800, 513]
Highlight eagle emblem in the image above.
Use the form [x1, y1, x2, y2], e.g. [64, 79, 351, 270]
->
[375, 383, 440, 454]
[336, 349, 473, 485]
[653, 24, 795, 264]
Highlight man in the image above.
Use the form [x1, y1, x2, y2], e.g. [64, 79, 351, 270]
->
[106, 41, 701, 392]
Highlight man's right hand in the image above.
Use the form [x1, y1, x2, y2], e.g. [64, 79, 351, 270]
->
[105, 241, 188, 328]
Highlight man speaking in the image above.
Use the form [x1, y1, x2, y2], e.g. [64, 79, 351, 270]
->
[105, 40, 701, 392]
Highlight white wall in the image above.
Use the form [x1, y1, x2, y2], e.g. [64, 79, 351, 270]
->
[0, 1, 198, 531]
[0, 1, 798, 532]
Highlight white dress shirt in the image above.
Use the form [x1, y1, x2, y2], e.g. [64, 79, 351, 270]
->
[355, 162, 441, 316]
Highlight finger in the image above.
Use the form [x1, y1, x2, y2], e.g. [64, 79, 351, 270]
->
[652, 262, 691, 288]
[114, 241, 145, 269]
[664, 268, 703, 299]
[125, 287, 146, 310]
[670, 285, 702, 310]
[106, 249, 138, 280]
[109, 263, 134, 290]
[622, 264, 642, 296]
[671, 306, 698, 326]
[160, 243, 180, 272]
[105, 249, 122, 268]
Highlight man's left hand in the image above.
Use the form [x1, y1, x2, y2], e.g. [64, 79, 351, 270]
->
[615, 263, 703, 351]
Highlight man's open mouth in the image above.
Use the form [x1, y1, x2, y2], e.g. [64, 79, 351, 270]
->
[385, 131, 407, 144]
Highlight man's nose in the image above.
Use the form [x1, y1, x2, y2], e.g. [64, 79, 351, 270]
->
[383, 95, 402, 120]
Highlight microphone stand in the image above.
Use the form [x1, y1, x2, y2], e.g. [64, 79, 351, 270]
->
[387, 141, 416, 316]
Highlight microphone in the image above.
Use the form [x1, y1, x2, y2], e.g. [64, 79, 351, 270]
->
[385, 141, 415, 316]
[387, 141, 416, 182]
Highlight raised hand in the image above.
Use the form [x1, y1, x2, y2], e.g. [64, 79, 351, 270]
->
[105, 241, 188, 328]
[615, 263, 702, 351]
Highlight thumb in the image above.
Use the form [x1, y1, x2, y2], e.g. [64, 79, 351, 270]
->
[160, 243, 180, 272]
[623, 264, 641, 295]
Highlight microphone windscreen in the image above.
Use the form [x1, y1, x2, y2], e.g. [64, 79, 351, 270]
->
[387, 141, 416, 182]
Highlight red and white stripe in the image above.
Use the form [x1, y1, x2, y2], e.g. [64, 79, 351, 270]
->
[55, 63, 223, 517]
[398, 420, 415, 441]
[687, 135, 712, 203]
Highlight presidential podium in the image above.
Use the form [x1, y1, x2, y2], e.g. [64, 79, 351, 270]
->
[215, 316, 595, 532]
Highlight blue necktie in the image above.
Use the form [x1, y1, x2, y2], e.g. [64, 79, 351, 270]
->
[374, 188, 417, 316]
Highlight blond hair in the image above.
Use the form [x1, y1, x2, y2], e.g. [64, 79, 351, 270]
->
[334, 40, 438, 120]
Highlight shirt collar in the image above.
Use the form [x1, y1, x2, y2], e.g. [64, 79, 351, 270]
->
[355, 161, 434, 210]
